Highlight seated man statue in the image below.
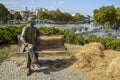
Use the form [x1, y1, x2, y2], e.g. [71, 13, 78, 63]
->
[20, 17, 49, 76]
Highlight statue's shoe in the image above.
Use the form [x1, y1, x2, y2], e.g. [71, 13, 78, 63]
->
[31, 64, 41, 70]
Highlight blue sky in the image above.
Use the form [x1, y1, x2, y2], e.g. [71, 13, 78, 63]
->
[0, 0, 120, 16]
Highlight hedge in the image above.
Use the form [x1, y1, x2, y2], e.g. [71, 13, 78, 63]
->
[0, 26, 120, 51]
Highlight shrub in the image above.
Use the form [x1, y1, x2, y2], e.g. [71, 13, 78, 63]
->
[77, 27, 83, 32]
[64, 31, 76, 43]
[86, 34, 101, 43]
[0, 26, 120, 51]
[0, 26, 23, 44]
[73, 34, 85, 45]
[99, 37, 114, 49]
[83, 27, 88, 31]
[106, 39, 120, 51]
[39, 27, 64, 35]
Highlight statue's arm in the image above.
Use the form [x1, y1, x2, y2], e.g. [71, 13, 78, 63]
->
[20, 27, 28, 46]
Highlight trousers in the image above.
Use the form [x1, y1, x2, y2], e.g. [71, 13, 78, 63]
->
[26, 45, 38, 69]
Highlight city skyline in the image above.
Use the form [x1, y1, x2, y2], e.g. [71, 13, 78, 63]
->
[0, 0, 120, 16]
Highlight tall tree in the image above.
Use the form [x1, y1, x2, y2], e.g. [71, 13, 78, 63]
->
[0, 3, 9, 23]
[14, 12, 22, 23]
[55, 9, 63, 21]
[116, 8, 120, 27]
[94, 5, 116, 28]
[37, 10, 48, 20]
[48, 10, 58, 21]
[72, 13, 81, 21]
[8, 13, 14, 20]
[63, 12, 72, 22]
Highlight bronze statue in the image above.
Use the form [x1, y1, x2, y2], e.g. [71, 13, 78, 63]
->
[18, 17, 66, 76]
[20, 17, 41, 76]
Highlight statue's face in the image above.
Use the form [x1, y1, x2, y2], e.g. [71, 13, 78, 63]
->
[28, 17, 35, 26]
[30, 20, 35, 26]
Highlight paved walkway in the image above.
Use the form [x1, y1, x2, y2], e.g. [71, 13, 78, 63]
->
[0, 57, 93, 80]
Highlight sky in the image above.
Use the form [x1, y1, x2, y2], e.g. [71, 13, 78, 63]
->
[0, 0, 120, 16]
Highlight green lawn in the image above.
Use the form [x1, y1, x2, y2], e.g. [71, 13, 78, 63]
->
[0, 44, 82, 65]
[0, 44, 16, 64]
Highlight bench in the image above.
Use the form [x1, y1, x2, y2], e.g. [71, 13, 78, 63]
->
[16, 35, 67, 53]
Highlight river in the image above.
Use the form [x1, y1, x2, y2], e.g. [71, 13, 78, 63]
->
[35, 23, 120, 38]
[35, 23, 98, 30]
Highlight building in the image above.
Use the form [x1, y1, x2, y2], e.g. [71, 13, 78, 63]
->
[20, 10, 37, 21]
[9, 10, 16, 15]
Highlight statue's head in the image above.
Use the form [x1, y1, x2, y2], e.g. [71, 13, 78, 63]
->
[28, 17, 35, 26]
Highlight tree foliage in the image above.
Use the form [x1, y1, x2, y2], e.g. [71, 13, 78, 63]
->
[63, 12, 72, 22]
[48, 10, 59, 21]
[0, 3, 9, 23]
[14, 12, 22, 20]
[37, 9, 82, 23]
[116, 8, 120, 27]
[8, 14, 14, 20]
[72, 13, 81, 21]
[93, 5, 120, 28]
[37, 10, 48, 20]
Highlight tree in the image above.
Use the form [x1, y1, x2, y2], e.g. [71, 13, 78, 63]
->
[37, 10, 48, 20]
[116, 8, 120, 28]
[80, 15, 85, 21]
[94, 5, 116, 28]
[0, 3, 9, 23]
[63, 12, 72, 22]
[48, 10, 61, 21]
[72, 13, 81, 21]
[14, 12, 22, 23]
[8, 13, 14, 20]
[55, 9, 63, 21]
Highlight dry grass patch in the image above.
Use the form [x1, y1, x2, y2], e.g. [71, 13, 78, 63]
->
[69, 42, 105, 71]
[106, 55, 120, 80]
[69, 42, 120, 80]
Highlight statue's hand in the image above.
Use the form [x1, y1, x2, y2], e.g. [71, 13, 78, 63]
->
[25, 44, 33, 52]
[28, 44, 33, 49]
[25, 43, 28, 47]
[47, 32, 51, 36]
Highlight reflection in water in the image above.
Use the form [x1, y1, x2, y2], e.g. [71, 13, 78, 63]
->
[35, 23, 100, 31]
[35, 23, 120, 38]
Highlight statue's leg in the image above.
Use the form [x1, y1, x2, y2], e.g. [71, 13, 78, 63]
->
[27, 44, 40, 70]
[26, 52, 31, 69]
[24, 52, 31, 76]
[28, 47, 38, 64]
